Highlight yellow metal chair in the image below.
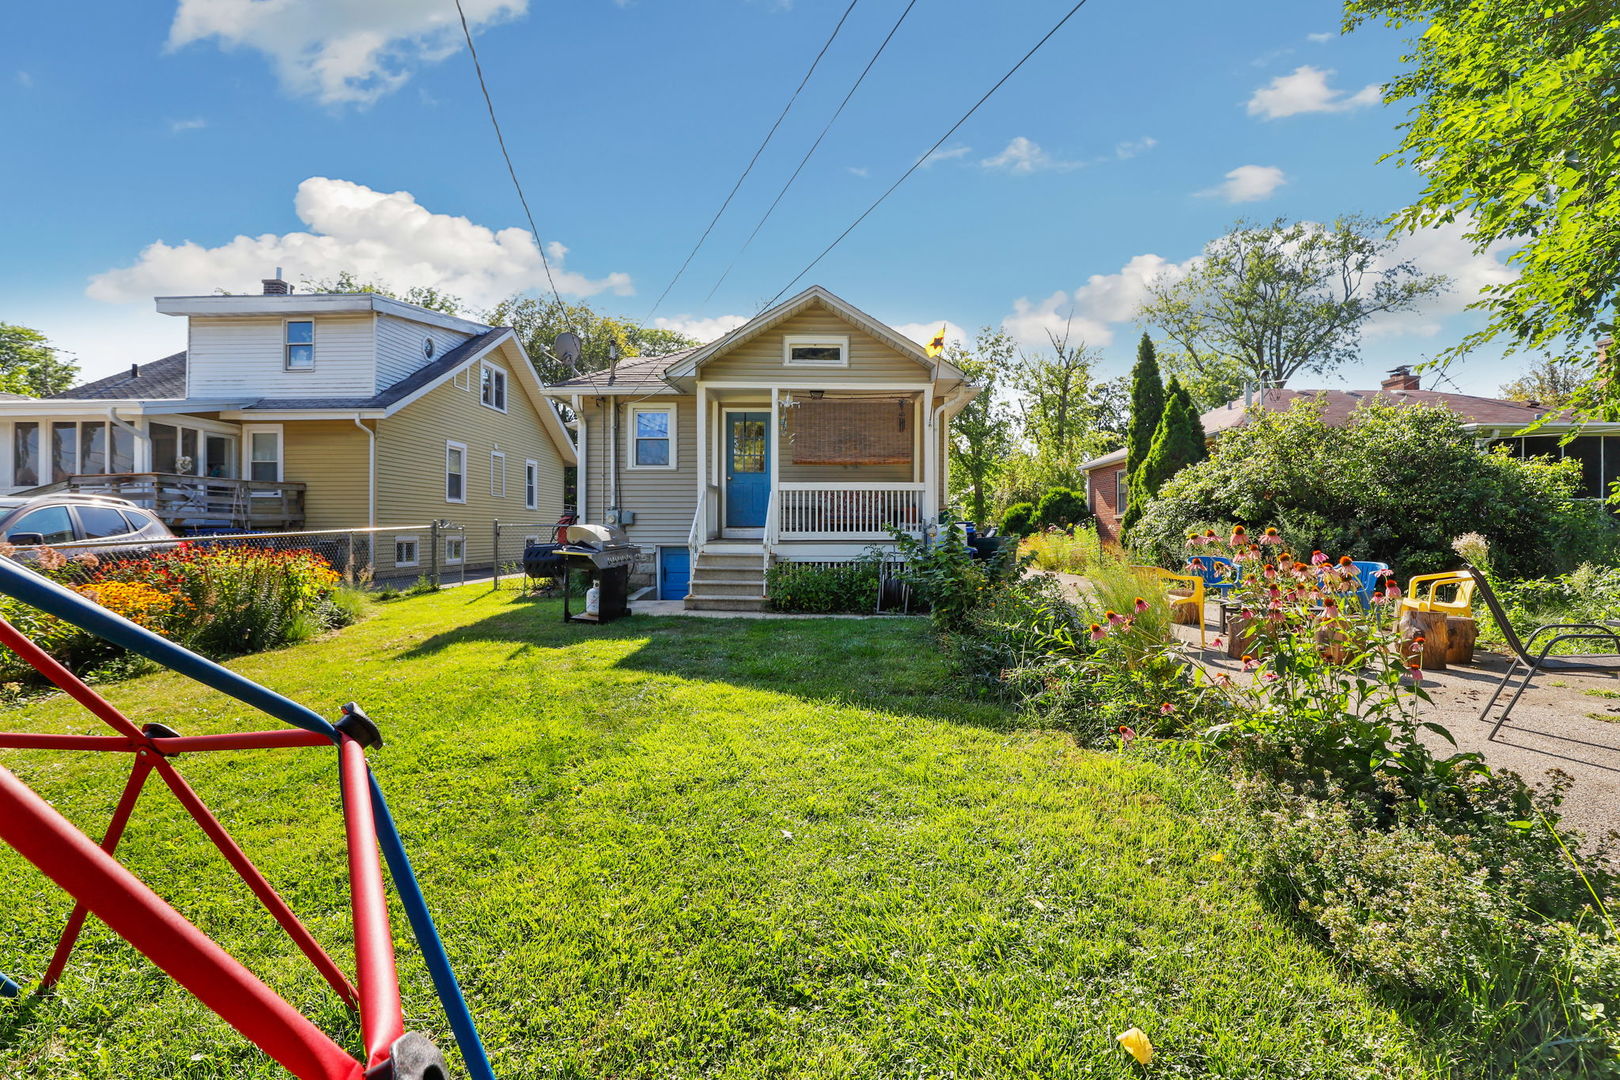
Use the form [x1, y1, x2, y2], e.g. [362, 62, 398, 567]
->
[1134, 566, 1207, 647]
[1398, 570, 1476, 620]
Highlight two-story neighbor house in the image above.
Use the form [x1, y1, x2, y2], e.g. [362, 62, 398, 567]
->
[541, 286, 981, 611]
[0, 276, 575, 576]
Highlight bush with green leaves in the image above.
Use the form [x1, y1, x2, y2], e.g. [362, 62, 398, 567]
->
[765, 559, 881, 614]
[1131, 398, 1618, 577]
[1033, 487, 1090, 530]
[888, 527, 1026, 635]
[1000, 501, 1036, 537]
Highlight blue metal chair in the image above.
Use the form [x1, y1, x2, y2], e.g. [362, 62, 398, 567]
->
[1351, 561, 1391, 609]
[1185, 554, 1241, 598]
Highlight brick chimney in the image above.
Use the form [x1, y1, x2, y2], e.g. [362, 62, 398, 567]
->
[261, 266, 290, 295]
[1381, 365, 1420, 391]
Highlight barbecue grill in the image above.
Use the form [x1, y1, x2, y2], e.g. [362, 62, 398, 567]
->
[524, 523, 638, 623]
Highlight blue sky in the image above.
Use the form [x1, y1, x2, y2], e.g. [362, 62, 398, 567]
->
[2, 0, 1524, 394]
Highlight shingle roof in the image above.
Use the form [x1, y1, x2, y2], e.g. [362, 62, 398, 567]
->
[544, 347, 700, 392]
[48, 351, 188, 400]
[244, 329, 506, 411]
[1197, 387, 1548, 435]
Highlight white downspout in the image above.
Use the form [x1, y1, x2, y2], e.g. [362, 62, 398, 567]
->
[929, 385, 976, 527]
[572, 394, 587, 520]
[352, 415, 376, 527]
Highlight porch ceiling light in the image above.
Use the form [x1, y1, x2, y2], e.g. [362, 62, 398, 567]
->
[809, 390, 824, 399]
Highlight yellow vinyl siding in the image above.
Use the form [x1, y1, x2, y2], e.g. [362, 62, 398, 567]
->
[280, 421, 371, 531]
[701, 308, 928, 383]
[375, 357, 569, 572]
[580, 395, 697, 546]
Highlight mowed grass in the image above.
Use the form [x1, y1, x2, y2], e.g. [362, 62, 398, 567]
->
[1, 589, 1442, 1079]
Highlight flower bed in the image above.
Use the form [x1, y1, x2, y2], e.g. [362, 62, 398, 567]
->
[0, 542, 363, 685]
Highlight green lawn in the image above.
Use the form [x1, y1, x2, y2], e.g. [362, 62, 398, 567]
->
[1, 589, 1444, 1078]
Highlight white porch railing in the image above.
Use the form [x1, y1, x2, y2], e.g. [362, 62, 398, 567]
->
[687, 484, 715, 556]
[776, 482, 926, 540]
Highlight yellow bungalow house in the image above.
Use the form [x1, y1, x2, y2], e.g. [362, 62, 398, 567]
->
[0, 275, 575, 577]
[541, 286, 981, 610]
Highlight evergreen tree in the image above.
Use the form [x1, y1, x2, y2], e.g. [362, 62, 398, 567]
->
[1120, 333, 1165, 533]
[1135, 380, 1207, 513]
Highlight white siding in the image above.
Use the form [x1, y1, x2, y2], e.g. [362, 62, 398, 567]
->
[187, 314, 376, 398]
[375, 314, 475, 392]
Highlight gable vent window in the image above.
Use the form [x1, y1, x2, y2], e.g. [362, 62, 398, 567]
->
[784, 334, 848, 367]
[285, 320, 314, 370]
[481, 363, 508, 411]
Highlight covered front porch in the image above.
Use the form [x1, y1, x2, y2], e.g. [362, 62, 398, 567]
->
[687, 383, 942, 559]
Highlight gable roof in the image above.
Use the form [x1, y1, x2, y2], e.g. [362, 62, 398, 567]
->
[49, 351, 188, 401]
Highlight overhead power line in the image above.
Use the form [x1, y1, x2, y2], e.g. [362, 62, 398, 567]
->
[761, 0, 1096, 310]
[453, 0, 577, 333]
[639, 0, 862, 328]
[702, 0, 920, 304]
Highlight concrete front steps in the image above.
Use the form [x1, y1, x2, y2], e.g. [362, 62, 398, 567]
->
[685, 544, 768, 612]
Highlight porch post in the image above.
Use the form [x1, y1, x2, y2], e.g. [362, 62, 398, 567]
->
[694, 383, 707, 547]
[768, 387, 780, 555]
[920, 396, 938, 530]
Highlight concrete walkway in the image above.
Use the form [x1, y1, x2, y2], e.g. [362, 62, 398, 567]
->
[630, 599, 914, 620]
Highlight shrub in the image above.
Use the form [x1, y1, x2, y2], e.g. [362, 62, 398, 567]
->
[1131, 398, 1620, 577]
[766, 560, 881, 614]
[889, 527, 1026, 636]
[1000, 502, 1036, 537]
[1020, 525, 1104, 573]
[1033, 487, 1089, 530]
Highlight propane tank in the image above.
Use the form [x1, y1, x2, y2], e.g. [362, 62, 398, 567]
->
[585, 584, 601, 616]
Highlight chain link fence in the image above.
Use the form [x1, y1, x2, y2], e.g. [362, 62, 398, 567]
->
[488, 521, 567, 591]
[22, 523, 470, 591]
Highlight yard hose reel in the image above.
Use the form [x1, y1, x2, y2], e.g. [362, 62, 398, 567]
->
[0, 557, 495, 1080]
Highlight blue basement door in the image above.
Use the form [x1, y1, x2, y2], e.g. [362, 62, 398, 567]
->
[724, 412, 771, 529]
[659, 547, 690, 600]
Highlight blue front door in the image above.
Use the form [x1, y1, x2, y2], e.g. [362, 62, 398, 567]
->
[724, 412, 771, 529]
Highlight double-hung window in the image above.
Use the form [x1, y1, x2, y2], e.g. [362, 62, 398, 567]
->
[629, 406, 675, 469]
[524, 460, 538, 510]
[394, 536, 419, 568]
[490, 451, 506, 497]
[446, 441, 467, 503]
[480, 363, 507, 411]
[247, 428, 282, 482]
[1115, 470, 1128, 513]
[285, 320, 314, 370]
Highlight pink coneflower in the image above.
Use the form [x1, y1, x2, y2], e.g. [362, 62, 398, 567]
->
[1088, 623, 1107, 641]
[1134, 596, 1149, 613]
[1213, 672, 1233, 686]
[1311, 550, 1329, 566]
[1322, 595, 1339, 613]
[1262, 671, 1280, 683]
[1212, 636, 1225, 649]
[1241, 654, 1259, 671]
[1261, 527, 1282, 545]
[1240, 607, 1255, 620]
[1106, 610, 1124, 626]
[1187, 558, 1207, 572]
[1159, 702, 1176, 715]
[1386, 582, 1402, 600]
[1230, 525, 1247, 545]
[1371, 589, 1388, 604]
[1267, 585, 1282, 599]
[1374, 567, 1394, 578]
[1263, 563, 1278, 580]
[1118, 725, 1137, 743]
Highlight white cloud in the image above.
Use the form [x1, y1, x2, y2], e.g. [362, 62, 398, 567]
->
[1002, 254, 1198, 348]
[1306, 31, 1335, 43]
[1363, 219, 1517, 340]
[919, 144, 972, 167]
[980, 136, 1080, 174]
[1114, 136, 1157, 160]
[86, 176, 632, 309]
[169, 117, 208, 133]
[893, 320, 968, 351]
[167, 0, 527, 106]
[1247, 65, 1381, 119]
[1199, 164, 1288, 203]
[16, 71, 32, 88]
[845, 165, 869, 178]
[651, 314, 748, 343]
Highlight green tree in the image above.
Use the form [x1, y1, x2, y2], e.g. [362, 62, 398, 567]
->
[1138, 216, 1450, 389]
[1121, 333, 1166, 534]
[485, 295, 700, 385]
[998, 329, 1122, 505]
[945, 327, 1016, 525]
[302, 271, 466, 316]
[1499, 357, 1586, 408]
[0, 323, 79, 397]
[1133, 378, 1206, 518]
[1345, 0, 1620, 389]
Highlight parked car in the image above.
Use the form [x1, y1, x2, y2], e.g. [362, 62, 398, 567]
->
[0, 493, 176, 560]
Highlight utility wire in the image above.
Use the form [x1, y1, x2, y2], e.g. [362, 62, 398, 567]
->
[762, 0, 1096, 309]
[639, 0, 862, 328]
[702, 0, 919, 304]
[453, 0, 578, 336]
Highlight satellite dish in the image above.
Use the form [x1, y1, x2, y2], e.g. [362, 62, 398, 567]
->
[553, 331, 583, 374]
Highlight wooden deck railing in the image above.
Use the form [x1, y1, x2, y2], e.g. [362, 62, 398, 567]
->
[63, 473, 306, 531]
[776, 482, 925, 539]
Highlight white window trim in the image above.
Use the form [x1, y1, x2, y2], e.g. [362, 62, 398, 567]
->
[1115, 469, 1128, 514]
[490, 450, 507, 497]
[783, 333, 849, 368]
[627, 404, 677, 471]
[524, 459, 538, 510]
[480, 362, 509, 413]
[394, 534, 420, 569]
[445, 440, 468, 504]
[444, 536, 464, 565]
[242, 424, 284, 483]
[284, 318, 315, 371]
